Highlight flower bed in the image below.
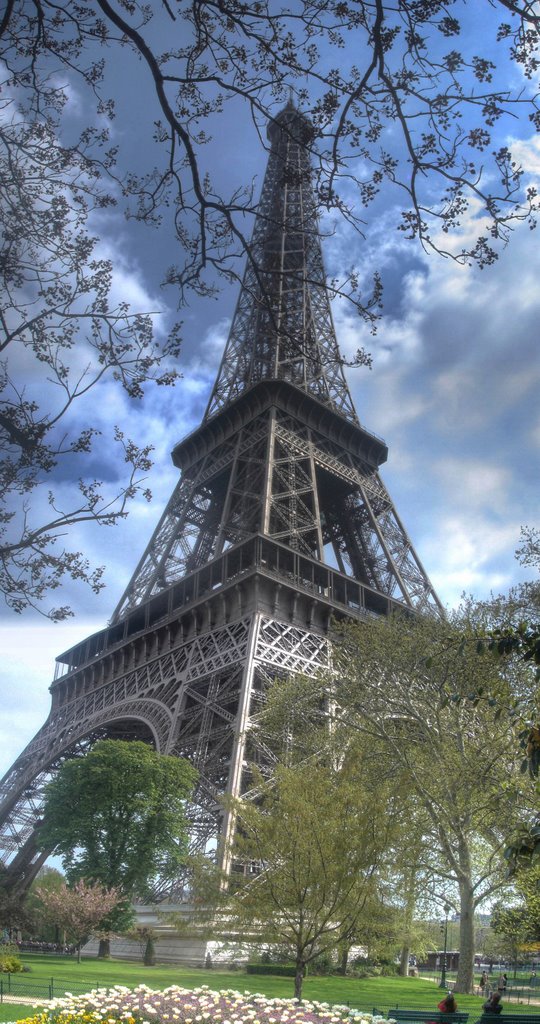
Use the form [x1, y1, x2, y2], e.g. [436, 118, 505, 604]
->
[17, 985, 393, 1024]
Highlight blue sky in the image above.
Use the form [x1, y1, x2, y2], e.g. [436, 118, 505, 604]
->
[1, 4, 539, 783]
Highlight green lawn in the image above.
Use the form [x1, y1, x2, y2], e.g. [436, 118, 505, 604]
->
[0, 956, 534, 1023]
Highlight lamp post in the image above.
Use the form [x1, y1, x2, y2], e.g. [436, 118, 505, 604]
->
[439, 904, 450, 989]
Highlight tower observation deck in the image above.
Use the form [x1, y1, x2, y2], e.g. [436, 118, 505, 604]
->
[0, 102, 442, 897]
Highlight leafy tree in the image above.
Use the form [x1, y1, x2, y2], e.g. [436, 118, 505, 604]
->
[35, 879, 122, 961]
[265, 611, 534, 993]
[436, 539, 540, 870]
[38, 739, 197, 956]
[0, 869, 33, 940]
[25, 866, 65, 942]
[491, 865, 540, 972]
[1, 3, 539, 615]
[186, 755, 396, 999]
[127, 925, 160, 967]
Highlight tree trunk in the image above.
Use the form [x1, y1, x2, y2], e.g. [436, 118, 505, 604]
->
[398, 856, 417, 976]
[294, 959, 305, 1000]
[143, 935, 156, 966]
[455, 881, 475, 994]
[97, 936, 111, 959]
[399, 943, 410, 978]
[339, 943, 350, 975]
[77, 942, 81, 964]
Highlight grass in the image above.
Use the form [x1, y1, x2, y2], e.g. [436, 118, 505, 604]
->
[0, 955, 535, 1023]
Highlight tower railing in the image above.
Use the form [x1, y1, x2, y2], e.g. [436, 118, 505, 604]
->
[54, 534, 410, 681]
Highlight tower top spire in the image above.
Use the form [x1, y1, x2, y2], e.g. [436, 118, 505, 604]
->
[205, 98, 356, 423]
[266, 97, 314, 146]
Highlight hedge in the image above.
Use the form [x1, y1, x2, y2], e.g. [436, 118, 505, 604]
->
[245, 964, 297, 977]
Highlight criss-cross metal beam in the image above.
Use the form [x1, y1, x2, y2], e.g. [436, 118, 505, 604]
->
[0, 102, 442, 899]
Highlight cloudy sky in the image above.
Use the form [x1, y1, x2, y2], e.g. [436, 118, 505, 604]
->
[1, 4, 539, 783]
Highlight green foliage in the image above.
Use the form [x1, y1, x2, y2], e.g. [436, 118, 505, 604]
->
[186, 753, 395, 999]
[39, 740, 197, 903]
[473, 623, 540, 683]
[264, 608, 533, 995]
[492, 866, 540, 948]
[246, 964, 297, 976]
[0, 945, 23, 973]
[431, 569, 540, 873]
[25, 867, 66, 941]
[0, 872, 33, 935]
[308, 953, 335, 976]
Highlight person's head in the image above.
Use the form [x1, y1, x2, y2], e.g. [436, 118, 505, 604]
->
[443, 994, 456, 1011]
[491, 993, 501, 1005]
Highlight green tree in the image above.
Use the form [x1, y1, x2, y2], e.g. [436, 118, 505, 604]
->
[0, 870, 32, 940]
[266, 611, 534, 993]
[38, 740, 197, 956]
[435, 542, 540, 870]
[126, 925, 160, 967]
[491, 865, 540, 973]
[186, 755, 395, 999]
[25, 866, 65, 943]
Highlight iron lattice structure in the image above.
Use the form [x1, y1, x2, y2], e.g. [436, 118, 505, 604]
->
[0, 103, 442, 898]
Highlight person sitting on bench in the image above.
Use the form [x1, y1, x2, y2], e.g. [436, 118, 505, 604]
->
[438, 995, 458, 1013]
[483, 993, 503, 1014]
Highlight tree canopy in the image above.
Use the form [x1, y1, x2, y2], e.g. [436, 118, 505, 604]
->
[38, 740, 197, 902]
[34, 879, 123, 961]
[1, 2, 539, 615]
[263, 608, 535, 993]
[186, 754, 397, 999]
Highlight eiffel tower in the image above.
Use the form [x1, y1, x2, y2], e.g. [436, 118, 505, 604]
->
[0, 101, 442, 897]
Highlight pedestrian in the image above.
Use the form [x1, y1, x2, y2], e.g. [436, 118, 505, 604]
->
[483, 993, 503, 1015]
[479, 971, 489, 997]
[438, 994, 457, 1013]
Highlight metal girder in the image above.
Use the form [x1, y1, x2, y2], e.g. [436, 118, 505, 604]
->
[0, 609, 329, 897]
[0, 102, 442, 897]
[204, 104, 358, 424]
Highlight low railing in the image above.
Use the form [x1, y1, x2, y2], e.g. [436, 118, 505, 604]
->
[0, 973, 108, 1003]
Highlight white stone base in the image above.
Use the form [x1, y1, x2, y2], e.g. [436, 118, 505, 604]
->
[81, 904, 249, 967]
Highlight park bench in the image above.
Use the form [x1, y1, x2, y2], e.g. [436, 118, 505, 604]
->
[374, 1012, 469, 1024]
[477, 1016, 540, 1024]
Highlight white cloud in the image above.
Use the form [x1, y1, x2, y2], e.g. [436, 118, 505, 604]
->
[426, 514, 520, 608]
[0, 620, 98, 780]
[434, 459, 511, 511]
[508, 134, 540, 182]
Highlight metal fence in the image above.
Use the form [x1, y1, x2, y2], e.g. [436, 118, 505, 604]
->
[0, 975, 109, 1004]
[416, 971, 540, 1006]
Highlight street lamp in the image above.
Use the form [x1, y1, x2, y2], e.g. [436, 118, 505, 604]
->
[439, 904, 450, 989]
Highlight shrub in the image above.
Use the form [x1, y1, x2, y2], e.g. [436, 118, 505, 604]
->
[0, 954, 24, 972]
[246, 962, 297, 976]
[0, 944, 24, 973]
[308, 953, 335, 975]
